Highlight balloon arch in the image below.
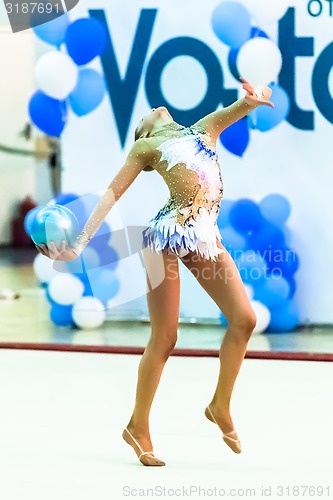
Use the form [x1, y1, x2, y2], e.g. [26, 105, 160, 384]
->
[29, 14, 107, 135]
[212, 0, 290, 156]
[26, 3, 300, 332]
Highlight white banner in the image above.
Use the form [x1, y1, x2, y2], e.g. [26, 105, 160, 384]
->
[62, 0, 333, 323]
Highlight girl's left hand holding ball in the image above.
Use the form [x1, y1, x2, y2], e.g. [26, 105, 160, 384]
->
[35, 240, 79, 261]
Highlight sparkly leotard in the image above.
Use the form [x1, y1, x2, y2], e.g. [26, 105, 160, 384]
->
[142, 124, 224, 261]
[71, 94, 267, 262]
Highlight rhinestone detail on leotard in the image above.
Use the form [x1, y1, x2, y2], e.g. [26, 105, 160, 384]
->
[142, 125, 224, 261]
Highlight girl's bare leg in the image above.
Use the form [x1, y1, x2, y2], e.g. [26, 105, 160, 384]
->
[123, 248, 180, 464]
[180, 241, 256, 447]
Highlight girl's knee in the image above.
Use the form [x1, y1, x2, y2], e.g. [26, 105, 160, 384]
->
[150, 327, 178, 356]
[228, 309, 257, 339]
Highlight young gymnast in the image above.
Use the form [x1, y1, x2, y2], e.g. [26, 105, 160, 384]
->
[36, 77, 273, 467]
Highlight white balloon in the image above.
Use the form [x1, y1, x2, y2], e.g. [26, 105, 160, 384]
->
[49, 274, 84, 305]
[250, 300, 271, 334]
[237, 38, 282, 85]
[242, 0, 288, 23]
[61, 246, 101, 276]
[33, 254, 57, 284]
[35, 51, 78, 99]
[72, 297, 106, 329]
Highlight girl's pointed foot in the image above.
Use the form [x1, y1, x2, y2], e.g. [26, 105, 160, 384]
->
[122, 427, 166, 466]
[205, 405, 242, 454]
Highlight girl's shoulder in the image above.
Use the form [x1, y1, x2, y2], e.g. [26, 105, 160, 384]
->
[148, 124, 213, 145]
[145, 125, 216, 159]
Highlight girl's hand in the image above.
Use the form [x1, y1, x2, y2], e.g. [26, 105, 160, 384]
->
[35, 240, 79, 261]
[240, 77, 274, 108]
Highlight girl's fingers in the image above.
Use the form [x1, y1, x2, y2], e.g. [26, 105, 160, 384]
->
[257, 97, 274, 106]
[258, 100, 274, 108]
[35, 245, 46, 255]
[48, 241, 59, 258]
[241, 77, 274, 107]
[61, 240, 67, 253]
[41, 244, 49, 255]
[241, 77, 255, 94]
[243, 85, 255, 95]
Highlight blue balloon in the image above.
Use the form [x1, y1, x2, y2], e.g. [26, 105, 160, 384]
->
[81, 247, 101, 269]
[64, 255, 87, 278]
[81, 276, 94, 297]
[287, 276, 297, 299]
[248, 83, 290, 132]
[50, 303, 74, 327]
[29, 204, 80, 247]
[70, 206, 87, 232]
[81, 193, 101, 216]
[254, 276, 290, 309]
[220, 117, 250, 157]
[217, 199, 234, 228]
[88, 236, 113, 256]
[29, 91, 67, 137]
[276, 248, 300, 278]
[99, 246, 120, 270]
[228, 27, 269, 80]
[88, 268, 120, 305]
[219, 311, 228, 327]
[69, 69, 106, 116]
[55, 193, 80, 205]
[229, 199, 264, 233]
[24, 207, 40, 235]
[248, 221, 286, 255]
[282, 225, 292, 246]
[228, 48, 239, 81]
[236, 250, 268, 286]
[250, 27, 269, 39]
[85, 222, 112, 250]
[220, 226, 247, 260]
[65, 18, 107, 66]
[45, 286, 57, 304]
[32, 12, 70, 46]
[260, 194, 291, 226]
[268, 300, 299, 332]
[65, 247, 101, 280]
[212, 2, 251, 48]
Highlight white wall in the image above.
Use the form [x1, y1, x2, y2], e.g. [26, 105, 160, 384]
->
[60, 0, 333, 323]
[0, 3, 36, 244]
[0, 3, 57, 244]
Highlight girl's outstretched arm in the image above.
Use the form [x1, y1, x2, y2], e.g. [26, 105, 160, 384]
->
[36, 138, 153, 261]
[194, 78, 274, 141]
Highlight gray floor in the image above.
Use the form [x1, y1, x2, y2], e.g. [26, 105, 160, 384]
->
[0, 350, 331, 500]
[0, 248, 332, 499]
